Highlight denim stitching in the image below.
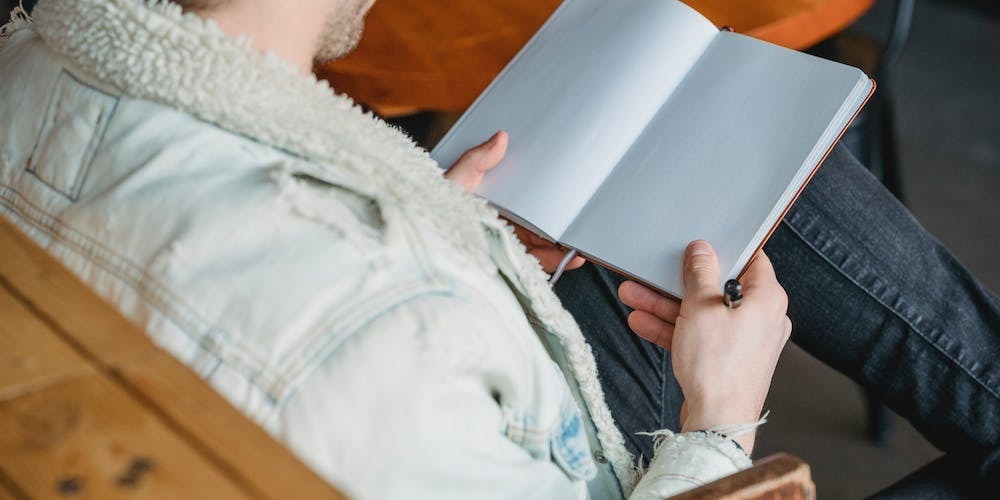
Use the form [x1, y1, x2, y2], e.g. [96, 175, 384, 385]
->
[1, 186, 218, 337]
[550, 395, 597, 480]
[659, 348, 668, 432]
[266, 196, 451, 402]
[503, 410, 550, 448]
[64, 70, 118, 199]
[270, 281, 450, 406]
[275, 263, 440, 375]
[781, 216, 1000, 402]
[640, 473, 702, 486]
[69, 99, 117, 200]
[25, 68, 65, 197]
[202, 356, 224, 379]
[395, 203, 451, 287]
[2, 183, 452, 405]
[1, 191, 277, 385]
[505, 425, 552, 438]
[503, 399, 597, 481]
[26, 70, 118, 201]
[257, 206, 453, 398]
[1, 186, 292, 393]
[4, 191, 320, 401]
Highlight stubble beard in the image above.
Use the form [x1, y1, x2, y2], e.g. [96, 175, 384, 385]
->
[313, 1, 371, 64]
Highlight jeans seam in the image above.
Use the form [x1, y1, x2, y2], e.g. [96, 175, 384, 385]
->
[781, 218, 1000, 403]
[659, 348, 668, 431]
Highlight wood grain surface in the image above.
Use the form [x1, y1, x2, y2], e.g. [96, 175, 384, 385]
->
[672, 453, 816, 500]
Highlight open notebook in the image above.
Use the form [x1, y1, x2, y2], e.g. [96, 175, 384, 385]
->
[431, 0, 874, 298]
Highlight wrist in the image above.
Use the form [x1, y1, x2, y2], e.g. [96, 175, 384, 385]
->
[682, 399, 759, 432]
[682, 404, 763, 455]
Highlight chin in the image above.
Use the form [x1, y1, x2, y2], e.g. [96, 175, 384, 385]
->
[313, 16, 366, 65]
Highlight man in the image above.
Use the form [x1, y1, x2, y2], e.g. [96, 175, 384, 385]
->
[0, 1, 996, 498]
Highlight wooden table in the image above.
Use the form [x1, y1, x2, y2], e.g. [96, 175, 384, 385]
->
[318, 0, 874, 116]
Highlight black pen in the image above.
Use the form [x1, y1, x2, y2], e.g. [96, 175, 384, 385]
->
[723, 279, 743, 309]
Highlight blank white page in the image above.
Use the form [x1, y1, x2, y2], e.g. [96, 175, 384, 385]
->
[562, 32, 870, 297]
[431, 0, 718, 239]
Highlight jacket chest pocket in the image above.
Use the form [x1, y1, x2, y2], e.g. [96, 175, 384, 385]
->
[27, 70, 117, 200]
[550, 394, 599, 482]
[503, 377, 598, 482]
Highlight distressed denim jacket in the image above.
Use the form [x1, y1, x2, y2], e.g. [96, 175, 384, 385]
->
[0, 1, 752, 498]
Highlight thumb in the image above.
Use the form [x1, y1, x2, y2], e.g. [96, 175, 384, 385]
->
[683, 240, 721, 299]
[444, 131, 508, 193]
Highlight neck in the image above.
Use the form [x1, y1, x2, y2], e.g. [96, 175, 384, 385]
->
[194, 0, 333, 74]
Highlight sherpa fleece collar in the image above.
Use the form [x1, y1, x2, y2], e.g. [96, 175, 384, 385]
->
[25, 0, 496, 264]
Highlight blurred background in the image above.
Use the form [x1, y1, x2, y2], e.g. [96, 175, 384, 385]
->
[4, 0, 996, 497]
[755, 1, 1000, 497]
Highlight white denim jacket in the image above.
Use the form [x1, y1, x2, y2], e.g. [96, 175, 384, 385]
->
[0, 1, 754, 498]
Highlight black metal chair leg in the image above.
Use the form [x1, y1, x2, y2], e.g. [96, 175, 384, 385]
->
[865, 389, 893, 446]
[878, 94, 905, 202]
[858, 0, 916, 447]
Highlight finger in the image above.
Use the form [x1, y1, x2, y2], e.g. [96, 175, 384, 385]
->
[510, 224, 587, 272]
[618, 280, 680, 323]
[682, 240, 721, 299]
[514, 225, 551, 248]
[740, 250, 778, 292]
[740, 251, 789, 313]
[627, 310, 675, 350]
[564, 255, 586, 270]
[529, 248, 586, 273]
[444, 131, 508, 192]
[524, 231, 553, 247]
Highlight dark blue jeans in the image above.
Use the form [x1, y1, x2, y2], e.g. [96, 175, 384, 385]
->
[553, 144, 1000, 497]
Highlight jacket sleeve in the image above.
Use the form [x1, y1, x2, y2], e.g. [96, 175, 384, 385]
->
[277, 285, 760, 500]
[275, 293, 592, 500]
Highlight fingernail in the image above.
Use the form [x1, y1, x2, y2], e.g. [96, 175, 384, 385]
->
[687, 240, 713, 256]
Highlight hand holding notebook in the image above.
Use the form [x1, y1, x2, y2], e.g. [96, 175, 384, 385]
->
[443, 130, 587, 273]
[431, 0, 874, 298]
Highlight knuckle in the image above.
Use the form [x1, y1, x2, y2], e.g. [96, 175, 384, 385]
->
[686, 257, 715, 274]
[776, 289, 789, 311]
[769, 285, 789, 312]
[458, 148, 481, 165]
[654, 323, 672, 346]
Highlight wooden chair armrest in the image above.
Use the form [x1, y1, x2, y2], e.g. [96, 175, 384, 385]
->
[670, 453, 815, 500]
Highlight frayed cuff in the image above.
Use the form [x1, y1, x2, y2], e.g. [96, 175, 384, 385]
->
[699, 409, 770, 453]
[628, 412, 769, 500]
[1, 2, 33, 49]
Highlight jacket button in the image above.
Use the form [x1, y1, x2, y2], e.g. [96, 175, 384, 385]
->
[593, 450, 607, 464]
